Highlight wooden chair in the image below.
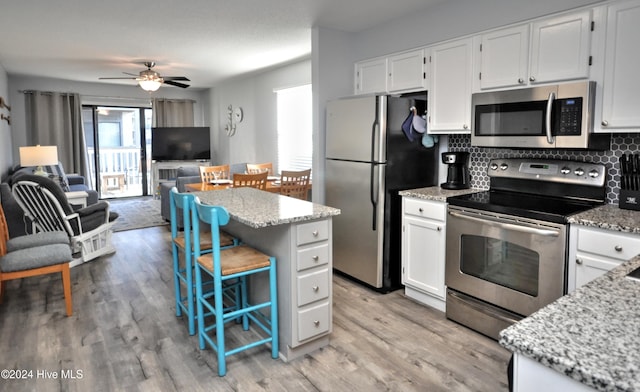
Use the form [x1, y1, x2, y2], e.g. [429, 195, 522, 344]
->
[170, 187, 240, 335]
[0, 204, 74, 316]
[280, 169, 311, 200]
[192, 198, 278, 376]
[232, 172, 268, 190]
[246, 162, 273, 175]
[200, 165, 230, 183]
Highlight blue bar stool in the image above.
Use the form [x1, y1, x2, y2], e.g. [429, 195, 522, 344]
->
[169, 187, 239, 335]
[192, 197, 279, 376]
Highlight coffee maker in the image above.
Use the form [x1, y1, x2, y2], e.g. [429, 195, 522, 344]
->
[441, 152, 470, 189]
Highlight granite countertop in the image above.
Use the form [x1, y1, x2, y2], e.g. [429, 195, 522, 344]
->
[192, 187, 340, 229]
[499, 254, 640, 392]
[399, 186, 486, 202]
[569, 204, 640, 234]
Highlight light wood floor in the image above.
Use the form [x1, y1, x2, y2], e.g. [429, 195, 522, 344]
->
[0, 226, 510, 392]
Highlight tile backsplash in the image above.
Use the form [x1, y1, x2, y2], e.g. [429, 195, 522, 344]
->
[447, 133, 640, 204]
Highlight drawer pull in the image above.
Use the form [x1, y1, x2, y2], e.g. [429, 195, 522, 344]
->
[312, 255, 319, 261]
[614, 245, 623, 252]
[312, 285, 319, 292]
[576, 258, 583, 265]
[418, 208, 424, 213]
[313, 320, 320, 327]
[312, 230, 319, 237]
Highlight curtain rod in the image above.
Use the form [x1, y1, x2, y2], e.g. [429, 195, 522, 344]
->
[19, 90, 77, 95]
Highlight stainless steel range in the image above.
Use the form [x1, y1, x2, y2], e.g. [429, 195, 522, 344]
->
[445, 158, 607, 340]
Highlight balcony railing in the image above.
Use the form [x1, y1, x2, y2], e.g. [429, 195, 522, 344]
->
[87, 147, 151, 198]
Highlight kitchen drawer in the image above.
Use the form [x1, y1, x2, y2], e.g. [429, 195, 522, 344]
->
[297, 302, 330, 342]
[297, 243, 329, 272]
[403, 198, 446, 221]
[296, 220, 329, 246]
[297, 268, 330, 307]
[577, 227, 640, 261]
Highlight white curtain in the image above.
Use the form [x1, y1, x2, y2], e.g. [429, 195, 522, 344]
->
[152, 98, 195, 127]
[24, 91, 89, 179]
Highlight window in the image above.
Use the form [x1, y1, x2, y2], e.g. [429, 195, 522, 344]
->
[276, 84, 312, 173]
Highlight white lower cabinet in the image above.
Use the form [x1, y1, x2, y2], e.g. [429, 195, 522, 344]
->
[293, 220, 332, 346]
[568, 224, 640, 292]
[401, 197, 446, 311]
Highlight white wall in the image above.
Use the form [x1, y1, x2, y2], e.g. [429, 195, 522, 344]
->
[7, 75, 209, 164]
[208, 60, 311, 169]
[0, 65, 10, 179]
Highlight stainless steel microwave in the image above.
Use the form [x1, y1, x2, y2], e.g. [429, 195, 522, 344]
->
[471, 81, 610, 150]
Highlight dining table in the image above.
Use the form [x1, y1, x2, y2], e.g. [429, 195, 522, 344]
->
[184, 177, 312, 194]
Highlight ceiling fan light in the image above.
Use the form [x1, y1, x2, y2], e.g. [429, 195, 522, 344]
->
[139, 79, 162, 91]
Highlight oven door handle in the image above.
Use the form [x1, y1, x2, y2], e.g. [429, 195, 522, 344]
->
[448, 211, 560, 237]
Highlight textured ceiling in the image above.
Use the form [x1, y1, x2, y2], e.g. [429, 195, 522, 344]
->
[0, 0, 448, 89]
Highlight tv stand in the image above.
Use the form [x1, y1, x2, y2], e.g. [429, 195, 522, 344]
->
[151, 160, 210, 196]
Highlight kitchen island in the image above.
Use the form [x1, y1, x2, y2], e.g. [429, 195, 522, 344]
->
[499, 252, 640, 392]
[192, 187, 341, 362]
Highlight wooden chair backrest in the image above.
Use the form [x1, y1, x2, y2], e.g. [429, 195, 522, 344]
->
[0, 204, 8, 256]
[246, 162, 273, 175]
[232, 172, 268, 190]
[280, 169, 311, 200]
[199, 165, 230, 182]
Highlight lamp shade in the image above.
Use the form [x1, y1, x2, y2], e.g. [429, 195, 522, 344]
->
[19, 145, 59, 167]
[139, 79, 162, 92]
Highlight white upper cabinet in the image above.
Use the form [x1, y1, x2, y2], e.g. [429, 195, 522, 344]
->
[476, 10, 593, 91]
[387, 48, 427, 92]
[599, 0, 640, 131]
[529, 10, 593, 83]
[354, 57, 387, 95]
[428, 38, 473, 133]
[477, 24, 530, 90]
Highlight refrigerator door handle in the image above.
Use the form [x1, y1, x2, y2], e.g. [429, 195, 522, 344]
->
[370, 103, 380, 231]
[370, 162, 378, 231]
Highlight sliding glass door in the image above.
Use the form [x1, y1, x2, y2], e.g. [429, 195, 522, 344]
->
[82, 106, 152, 198]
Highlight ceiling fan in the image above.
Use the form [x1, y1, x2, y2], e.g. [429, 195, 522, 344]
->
[99, 61, 190, 91]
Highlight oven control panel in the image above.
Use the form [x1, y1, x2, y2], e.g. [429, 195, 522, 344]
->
[488, 158, 606, 187]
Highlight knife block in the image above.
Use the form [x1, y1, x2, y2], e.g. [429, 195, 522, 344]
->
[619, 189, 640, 211]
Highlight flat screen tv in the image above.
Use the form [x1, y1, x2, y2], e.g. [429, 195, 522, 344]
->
[151, 127, 211, 161]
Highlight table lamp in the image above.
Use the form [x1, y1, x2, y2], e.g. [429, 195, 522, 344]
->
[19, 145, 59, 176]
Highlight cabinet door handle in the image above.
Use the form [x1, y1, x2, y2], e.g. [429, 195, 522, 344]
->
[312, 230, 319, 237]
[463, 124, 468, 129]
[418, 208, 424, 213]
[529, 76, 536, 82]
[601, 120, 609, 126]
[313, 320, 320, 327]
[518, 78, 524, 84]
[614, 245, 623, 252]
[312, 285, 319, 292]
[576, 258, 583, 265]
[312, 255, 319, 261]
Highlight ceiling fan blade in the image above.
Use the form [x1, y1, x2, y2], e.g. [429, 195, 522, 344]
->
[163, 76, 190, 81]
[123, 72, 139, 76]
[99, 77, 138, 80]
[163, 80, 190, 88]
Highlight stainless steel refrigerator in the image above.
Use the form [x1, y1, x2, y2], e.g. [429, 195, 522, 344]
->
[325, 92, 438, 292]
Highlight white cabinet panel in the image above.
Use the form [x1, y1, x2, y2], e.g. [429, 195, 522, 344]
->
[428, 38, 473, 133]
[354, 58, 387, 95]
[569, 224, 640, 291]
[388, 49, 427, 92]
[401, 197, 446, 307]
[478, 24, 530, 90]
[476, 10, 592, 91]
[529, 10, 592, 84]
[600, 0, 640, 131]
